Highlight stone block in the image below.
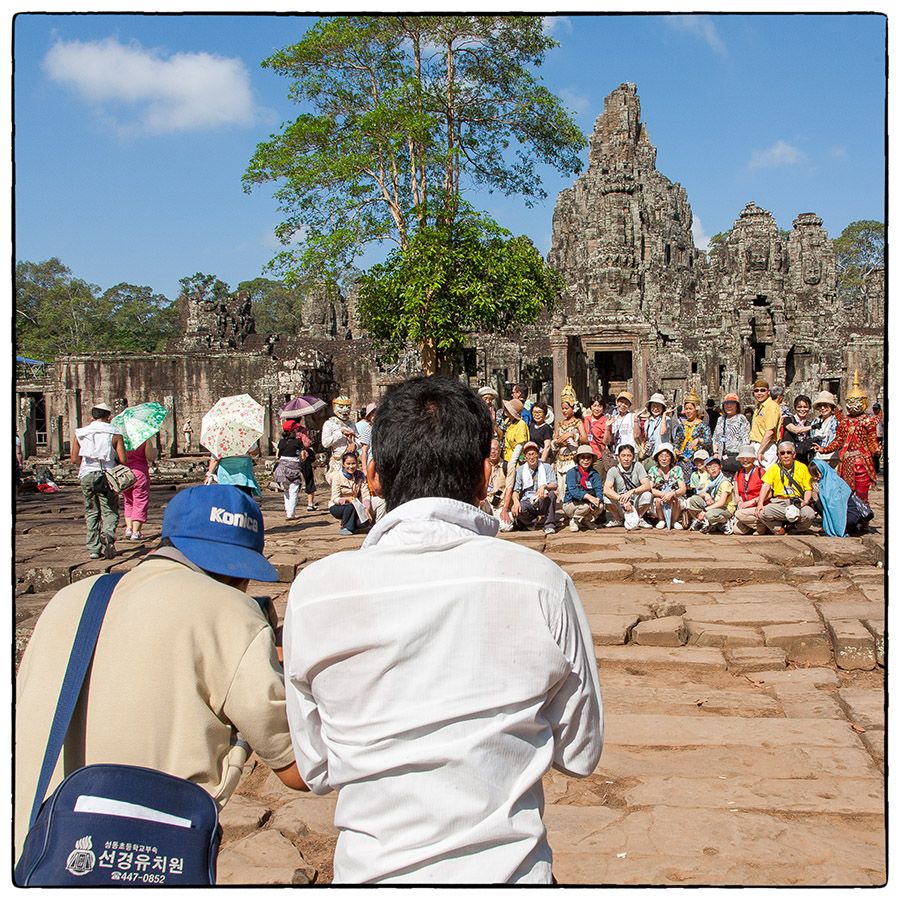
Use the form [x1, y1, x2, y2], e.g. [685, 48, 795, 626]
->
[596, 645, 726, 671]
[724, 646, 787, 674]
[658, 581, 724, 593]
[815, 600, 885, 623]
[685, 621, 764, 649]
[683, 600, 819, 627]
[587, 613, 639, 645]
[631, 616, 687, 647]
[721, 583, 808, 604]
[862, 619, 884, 666]
[633, 560, 767, 584]
[743, 668, 839, 689]
[838, 688, 885, 730]
[859, 729, 885, 773]
[752, 539, 817, 568]
[651, 599, 686, 617]
[761, 622, 833, 667]
[219, 795, 271, 841]
[264, 553, 301, 583]
[216, 829, 317, 885]
[269, 796, 339, 838]
[566, 562, 634, 583]
[784, 564, 843, 584]
[793, 536, 877, 567]
[827, 620, 877, 671]
[772, 686, 845, 720]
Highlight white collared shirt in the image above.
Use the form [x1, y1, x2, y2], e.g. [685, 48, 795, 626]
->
[283, 496, 602, 884]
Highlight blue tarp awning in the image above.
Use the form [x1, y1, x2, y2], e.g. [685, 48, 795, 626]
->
[16, 356, 47, 366]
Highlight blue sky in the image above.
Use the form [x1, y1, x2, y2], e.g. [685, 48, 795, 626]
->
[13, 12, 886, 302]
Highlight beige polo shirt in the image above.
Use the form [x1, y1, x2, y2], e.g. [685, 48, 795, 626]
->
[15, 556, 295, 858]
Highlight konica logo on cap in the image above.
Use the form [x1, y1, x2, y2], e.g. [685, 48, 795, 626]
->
[209, 506, 259, 532]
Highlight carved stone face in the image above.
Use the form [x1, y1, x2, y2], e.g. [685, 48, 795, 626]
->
[333, 400, 352, 421]
[846, 397, 866, 416]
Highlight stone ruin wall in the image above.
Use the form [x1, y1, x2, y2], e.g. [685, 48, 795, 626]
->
[22, 82, 882, 460]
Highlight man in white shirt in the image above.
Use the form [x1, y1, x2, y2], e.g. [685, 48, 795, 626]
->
[284, 376, 603, 884]
[70, 402, 127, 558]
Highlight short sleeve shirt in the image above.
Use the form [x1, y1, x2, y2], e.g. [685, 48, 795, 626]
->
[749, 398, 782, 442]
[605, 461, 649, 494]
[762, 461, 812, 498]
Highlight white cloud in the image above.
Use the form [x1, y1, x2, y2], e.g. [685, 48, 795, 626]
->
[542, 16, 573, 37]
[692, 215, 711, 254]
[829, 145, 848, 160]
[42, 37, 258, 135]
[748, 140, 805, 170]
[665, 15, 726, 56]
[558, 87, 590, 115]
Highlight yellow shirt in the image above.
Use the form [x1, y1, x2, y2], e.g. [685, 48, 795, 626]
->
[762, 461, 812, 498]
[503, 419, 530, 463]
[749, 397, 782, 442]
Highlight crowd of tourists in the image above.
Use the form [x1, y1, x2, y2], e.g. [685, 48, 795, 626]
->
[472, 374, 881, 539]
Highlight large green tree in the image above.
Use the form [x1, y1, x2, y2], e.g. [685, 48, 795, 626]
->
[358, 212, 561, 373]
[833, 220, 884, 304]
[244, 15, 583, 372]
[15, 258, 178, 359]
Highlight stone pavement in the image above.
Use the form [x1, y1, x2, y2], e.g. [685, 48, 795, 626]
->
[14, 483, 886, 885]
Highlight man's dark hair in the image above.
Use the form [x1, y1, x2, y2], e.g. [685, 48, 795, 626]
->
[372, 376, 492, 510]
[532, 401, 547, 415]
[91, 407, 111, 420]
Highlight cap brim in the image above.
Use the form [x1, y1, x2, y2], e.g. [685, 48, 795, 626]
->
[169, 535, 279, 582]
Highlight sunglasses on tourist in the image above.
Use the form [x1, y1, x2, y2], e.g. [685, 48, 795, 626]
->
[778, 451, 795, 456]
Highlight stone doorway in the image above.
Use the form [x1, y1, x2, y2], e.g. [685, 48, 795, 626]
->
[593, 350, 633, 405]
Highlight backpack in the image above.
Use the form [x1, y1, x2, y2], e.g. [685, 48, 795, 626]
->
[15, 574, 220, 886]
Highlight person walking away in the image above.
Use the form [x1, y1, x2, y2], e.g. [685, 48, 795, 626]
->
[749, 379, 783, 468]
[756, 441, 816, 534]
[732, 445, 765, 535]
[283, 376, 602, 883]
[15, 484, 306, 862]
[563, 445, 605, 531]
[123, 438, 158, 541]
[70, 402, 127, 559]
[712, 393, 750, 475]
[274, 424, 306, 520]
[206, 444, 261, 499]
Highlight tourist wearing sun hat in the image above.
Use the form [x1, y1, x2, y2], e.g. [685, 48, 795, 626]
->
[646, 442, 687, 530]
[478, 385, 504, 441]
[640, 392, 682, 461]
[810, 390, 839, 467]
[603, 443, 653, 529]
[604, 389, 640, 457]
[501, 398, 530, 467]
[732, 445, 765, 535]
[712, 392, 750, 474]
[563, 444, 606, 531]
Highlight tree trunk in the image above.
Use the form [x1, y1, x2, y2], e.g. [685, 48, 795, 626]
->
[421, 337, 438, 376]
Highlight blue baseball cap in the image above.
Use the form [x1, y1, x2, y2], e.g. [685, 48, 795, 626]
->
[161, 485, 278, 582]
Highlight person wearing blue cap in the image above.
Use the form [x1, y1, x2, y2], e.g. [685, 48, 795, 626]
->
[14, 485, 306, 860]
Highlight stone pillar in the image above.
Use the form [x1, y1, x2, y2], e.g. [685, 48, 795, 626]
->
[550, 330, 568, 416]
[53, 416, 64, 459]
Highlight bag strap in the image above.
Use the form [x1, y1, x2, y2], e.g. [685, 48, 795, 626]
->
[28, 572, 124, 829]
